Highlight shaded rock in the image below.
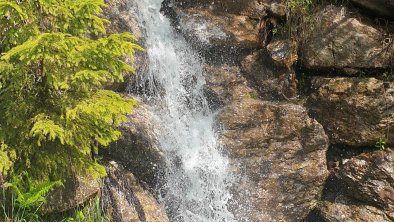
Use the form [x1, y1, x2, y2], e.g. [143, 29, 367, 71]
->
[102, 161, 169, 222]
[301, 5, 393, 69]
[351, 0, 394, 20]
[105, 99, 165, 187]
[241, 50, 298, 100]
[103, 0, 146, 92]
[315, 195, 392, 222]
[203, 64, 257, 107]
[174, 0, 286, 18]
[308, 77, 394, 146]
[335, 148, 394, 219]
[43, 174, 100, 213]
[217, 99, 329, 221]
[177, 8, 260, 63]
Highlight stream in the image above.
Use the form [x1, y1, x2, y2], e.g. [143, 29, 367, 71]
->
[129, 0, 236, 221]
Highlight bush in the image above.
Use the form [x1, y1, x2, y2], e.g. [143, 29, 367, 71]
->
[0, 0, 142, 180]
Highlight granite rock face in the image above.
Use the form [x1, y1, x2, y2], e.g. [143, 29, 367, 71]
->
[203, 64, 257, 107]
[178, 8, 260, 47]
[217, 99, 329, 221]
[314, 195, 392, 222]
[301, 5, 393, 69]
[105, 99, 165, 187]
[174, 7, 260, 63]
[241, 49, 298, 100]
[102, 161, 169, 222]
[335, 149, 394, 219]
[308, 77, 394, 146]
[43, 174, 100, 213]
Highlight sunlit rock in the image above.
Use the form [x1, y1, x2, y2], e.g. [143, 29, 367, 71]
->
[177, 8, 260, 63]
[102, 161, 169, 222]
[314, 195, 392, 222]
[335, 149, 394, 219]
[43, 174, 100, 213]
[308, 77, 394, 146]
[301, 5, 394, 69]
[217, 98, 329, 221]
[266, 40, 298, 69]
[241, 50, 298, 100]
[203, 64, 257, 107]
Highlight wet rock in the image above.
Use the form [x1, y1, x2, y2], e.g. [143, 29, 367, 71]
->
[103, 0, 146, 92]
[203, 65, 257, 107]
[217, 99, 329, 221]
[308, 77, 394, 146]
[178, 8, 260, 47]
[351, 0, 394, 20]
[315, 195, 392, 222]
[174, 0, 286, 18]
[43, 174, 100, 213]
[177, 8, 260, 63]
[105, 99, 165, 187]
[301, 5, 393, 69]
[335, 148, 394, 219]
[102, 161, 169, 222]
[266, 40, 298, 69]
[241, 50, 298, 100]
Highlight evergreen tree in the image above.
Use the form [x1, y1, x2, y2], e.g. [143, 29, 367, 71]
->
[0, 0, 142, 180]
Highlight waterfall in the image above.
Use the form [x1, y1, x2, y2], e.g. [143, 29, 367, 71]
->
[128, 0, 236, 221]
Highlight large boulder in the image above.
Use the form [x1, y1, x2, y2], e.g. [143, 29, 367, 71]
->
[217, 98, 329, 221]
[301, 5, 393, 69]
[177, 8, 260, 63]
[266, 39, 298, 70]
[313, 196, 392, 222]
[241, 49, 298, 100]
[102, 161, 169, 222]
[43, 174, 100, 213]
[203, 64, 257, 107]
[335, 148, 394, 219]
[351, 0, 394, 20]
[308, 77, 394, 146]
[105, 100, 165, 187]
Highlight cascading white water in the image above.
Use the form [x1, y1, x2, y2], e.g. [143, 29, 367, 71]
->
[128, 0, 236, 221]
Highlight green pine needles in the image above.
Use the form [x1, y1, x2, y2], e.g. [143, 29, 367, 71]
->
[0, 0, 142, 180]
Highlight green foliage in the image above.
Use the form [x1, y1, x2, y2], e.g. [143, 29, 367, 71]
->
[72, 196, 109, 222]
[0, 142, 15, 175]
[381, 71, 393, 81]
[375, 138, 386, 150]
[4, 172, 63, 209]
[0, 0, 142, 180]
[1, 172, 62, 221]
[288, 0, 314, 10]
[245, 92, 259, 100]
